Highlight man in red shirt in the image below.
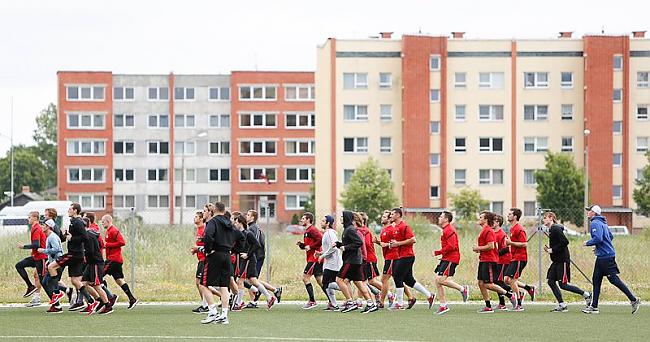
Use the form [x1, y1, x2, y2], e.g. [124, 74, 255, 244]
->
[191, 211, 208, 313]
[15, 211, 47, 298]
[374, 210, 412, 308]
[505, 208, 535, 311]
[492, 214, 513, 310]
[101, 214, 138, 309]
[388, 208, 434, 310]
[432, 211, 468, 315]
[296, 212, 323, 309]
[357, 212, 383, 304]
[473, 211, 516, 313]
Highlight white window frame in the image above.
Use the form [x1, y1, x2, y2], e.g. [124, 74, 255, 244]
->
[637, 137, 649, 152]
[66, 139, 106, 156]
[113, 113, 135, 128]
[524, 201, 537, 216]
[613, 89, 622, 102]
[67, 167, 106, 184]
[174, 195, 197, 209]
[430, 153, 440, 167]
[239, 112, 277, 128]
[208, 87, 231, 101]
[66, 112, 105, 130]
[209, 114, 231, 128]
[378, 73, 392, 89]
[113, 195, 135, 209]
[284, 84, 315, 101]
[613, 55, 623, 71]
[147, 87, 169, 101]
[430, 121, 440, 134]
[454, 72, 466, 88]
[637, 105, 649, 120]
[524, 137, 549, 153]
[113, 141, 135, 155]
[343, 73, 368, 89]
[65, 85, 105, 101]
[114, 168, 135, 183]
[285, 139, 316, 156]
[148, 114, 169, 128]
[239, 85, 278, 101]
[613, 121, 622, 135]
[174, 114, 196, 128]
[380, 105, 392, 121]
[479, 137, 503, 153]
[561, 136, 574, 152]
[146, 195, 169, 209]
[479, 105, 504, 121]
[560, 72, 573, 88]
[479, 169, 504, 185]
[146, 169, 168, 182]
[238, 167, 277, 183]
[430, 186, 440, 199]
[285, 112, 315, 129]
[524, 169, 537, 186]
[209, 168, 231, 182]
[455, 105, 466, 121]
[479, 72, 504, 89]
[239, 140, 277, 156]
[147, 141, 169, 155]
[209, 141, 230, 155]
[637, 168, 645, 182]
[524, 105, 549, 121]
[454, 169, 466, 185]
[380, 137, 392, 153]
[285, 194, 309, 210]
[343, 137, 369, 153]
[343, 169, 355, 184]
[430, 89, 440, 103]
[613, 185, 623, 199]
[285, 167, 315, 183]
[174, 141, 196, 156]
[343, 105, 369, 121]
[613, 153, 622, 167]
[637, 72, 649, 88]
[454, 137, 466, 153]
[67, 194, 106, 210]
[524, 72, 549, 89]
[430, 55, 440, 71]
[174, 87, 195, 101]
[174, 168, 196, 182]
[561, 104, 574, 121]
[208, 195, 231, 207]
[113, 86, 135, 101]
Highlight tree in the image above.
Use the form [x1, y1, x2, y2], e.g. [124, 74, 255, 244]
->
[449, 188, 488, 222]
[535, 152, 585, 226]
[339, 157, 398, 224]
[0, 145, 47, 200]
[32, 103, 57, 188]
[633, 151, 650, 217]
[303, 181, 316, 215]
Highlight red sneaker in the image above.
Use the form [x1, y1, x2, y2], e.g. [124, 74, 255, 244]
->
[477, 307, 494, 314]
[427, 294, 436, 309]
[98, 305, 114, 315]
[48, 292, 65, 305]
[267, 296, 276, 310]
[407, 298, 417, 309]
[46, 305, 62, 314]
[436, 306, 450, 315]
[86, 301, 99, 316]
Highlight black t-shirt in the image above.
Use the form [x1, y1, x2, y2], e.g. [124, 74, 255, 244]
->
[67, 216, 87, 256]
[548, 224, 570, 263]
[84, 229, 104, 264]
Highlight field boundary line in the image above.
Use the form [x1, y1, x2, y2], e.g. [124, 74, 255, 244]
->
[0, 336, 422, 342]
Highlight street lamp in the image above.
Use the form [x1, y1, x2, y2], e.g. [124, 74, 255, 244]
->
[179, 131, 207, 225]
[583, 128, 590, 230]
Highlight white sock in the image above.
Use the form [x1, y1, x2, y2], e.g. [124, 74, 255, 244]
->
[413, 282, 432, 298]
[33, 293, 40, 300]
[328, 283, 340, 291]
[257, 284, 271, 301]
[326, 288, 338, 306]
[440, 302, 447, 308]
[584, 292, 590, 298]
[560, 302, 567, 307]
[220, 307, 228, 318]
[396, 287, 405, 305]
[208, 304, 217, 315]
[236, 289, 244, 305]
[250, 285, 258, 293]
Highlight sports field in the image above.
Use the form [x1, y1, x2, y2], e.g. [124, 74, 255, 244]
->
[0, 303, 646, 341]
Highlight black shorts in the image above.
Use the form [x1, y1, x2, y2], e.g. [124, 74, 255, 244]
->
[322, 268, 338, 288]
[195, 261, 205, 279]
[303, 261, 323, 276]
[256, 257, 264, 275]
[505, 260, 527, 279]
[364, 262, 380, 280]
[594, 257, 620, 277]
[495, 263, 508, 282]
[382, 259, 395, 275]
[56, 254, 84, 277]
[82, 263, 104, 286]
[547, 261, 571, 283]
[104, 261, 125, 280]
[238, 256, 259, 279]
[435, 260, 458, 277]
[477, 262, 497, 283]
[337, 263, 363, 282]
[203, 252, 231, 287]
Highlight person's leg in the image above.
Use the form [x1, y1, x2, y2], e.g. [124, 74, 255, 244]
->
[606, 274, 637, 302]
[590, 262, 604, 309]
[15, 257, 35, 289]
[336, 277, 352, 301]
[548, 279, 564, 304]
[436, 275, 447, 306]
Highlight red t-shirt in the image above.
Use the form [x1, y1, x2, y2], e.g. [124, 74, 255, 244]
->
[30, 224, 47, 260]
[494, 228, 511, 265]
[303, 225, 323, 263]
[434, 224, 460, 264]
[380, 224, 399, 260]
[394, 220, 415, 259]
[195, 224, 205, 262]
[358, 226, 378, 263]
[477, 225, 498, 262]
[509, 223, 528, 261]
[104, 225, 126, 263]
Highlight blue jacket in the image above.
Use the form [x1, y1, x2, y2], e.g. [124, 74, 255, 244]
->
[585, 216, 616, 259]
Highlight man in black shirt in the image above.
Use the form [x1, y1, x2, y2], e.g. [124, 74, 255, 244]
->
[81, 223, 112, 315]
[543, 212, 591, 312]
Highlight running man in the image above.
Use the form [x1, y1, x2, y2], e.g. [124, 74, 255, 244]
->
[316, 215, 342, 311]
[432, 210, 468, 315]
[296, 212, 323, 309]
[101, 214, 138, 309]
[15, 211, 47, 299]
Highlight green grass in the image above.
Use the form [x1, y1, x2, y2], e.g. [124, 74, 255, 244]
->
[0, 304, 647, 341]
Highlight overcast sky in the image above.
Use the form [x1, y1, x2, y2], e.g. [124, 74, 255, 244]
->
[1, 0, 646, 155]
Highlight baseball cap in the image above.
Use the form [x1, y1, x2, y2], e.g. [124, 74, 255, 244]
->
[44, 219, 56, 229]
[585, 204, 602, 215]
[324, 215, 334, 227]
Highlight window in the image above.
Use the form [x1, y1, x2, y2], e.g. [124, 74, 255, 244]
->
[479, 72, 504, 89]
[285, 85, 315, 101]
[524, 169, 536, 186]
[561, 104, 574, 120]
[380, 105, 392, 121]
[67, 168, 105, 183]
[613, 153, 622, 167]
[174, 87, 195, 100]
[286, 194, 309, 210]
[174, 168, 196, 182]
[380, 137, 392, 153]
[430, 121, 440, 134]
[561, 137, 574, 152]
[285, 112, 315, 128]
[239, 113, 277, 128]
[285, 140, 316, 156]
[343, 73, 368, 89]
[174, 141, 195, 155]
[113, 87, 134, 101]
[175, 114, 196, 128]
[479, 169, 504, 185]
[148, 87, 169, 100]
[561, 72, 573, 88]
[613, 185, 622, 199]
[113, 195, 135, 209]
[114, 169, 135, 182]
[66, 85, 105, 101]
[209, 168, 230, 182]
[67, 194, 105, 210]
[209, 114, 230, 128]
[430, 55, 440, 70]
[430, 153, 440, 167]
[638, 72, 649, 88]
[430, 186, 439, 198]
[430, 89, 440, 103]
[637, 169, 645, 182]
[343, 105, 368, 121]
[455, 105, 466, 121]
[147, 169, 168, 181]
[454, 72, 466, 88]
[208, 87, 230, 101]
[479, 105, 504, 121]
[524, 105, 548, 121]
[208, 195, 230, 207]
[209, 141, 230, 155]
[239, 140, 277, 155]
[239, 85, 277, 100]
[637, 137, 649, 152]
[613, 121, 622, 134]
[343, 137, 368, 153]
[67, 140, 105, 156]
[286, 167, 315, 183]
[174, 195, 196, 209]
[524, 137, 549, 152]
[479, 138, 503, 153]
[524, 72, 549, 88]
[524, 201, 537, 216]
[613, 89, 622, 102]
[454, 137, 466, 152]
[637, 106, 649, 120]
[148, 114, 169, 128]
[113, 141, 135, 155]
[67, 112, 105, 129]
[379, 73, 392, 89]
[239, 167, 276, 182]
[343, 169, 355, 184]
[613, 55, 623, 71]
[147, 195, 169, 208]
[454, 169, 466, 185]
[114, 114, 134, 128]
[148, 141, 169, 155]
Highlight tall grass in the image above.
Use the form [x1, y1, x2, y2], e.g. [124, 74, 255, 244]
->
[1, 219, 648, 303]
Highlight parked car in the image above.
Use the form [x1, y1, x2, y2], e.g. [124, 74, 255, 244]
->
[609, 225, 630, 235]
[563, 227, 584, 237]
[285, 224, 305, 235]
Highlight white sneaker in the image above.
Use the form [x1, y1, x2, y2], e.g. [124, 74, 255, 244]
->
[25, 297, 41, 307]
[201, 313, 219, 324]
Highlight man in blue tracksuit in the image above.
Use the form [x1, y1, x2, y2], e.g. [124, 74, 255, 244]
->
[581, 205, 640, 314]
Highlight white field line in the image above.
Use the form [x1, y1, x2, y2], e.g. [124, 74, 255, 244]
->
[0, 336, 421, 342]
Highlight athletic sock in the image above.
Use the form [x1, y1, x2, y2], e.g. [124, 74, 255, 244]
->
[220, 308, 229, 319]
[305, 283, 315, 302]
[522, 284, 532, 291]
[101, 284, 114, 298]
[368, 284, 380, 295]
[498, 295, 505, 306]
[250, 285, 258, 293]
[413, 282, 432, 298]
[120, 283, 136, 301]
[80, 287, 93, 303]
[257, 283, 271, 300]
[326, 288, 338, 306]
[485, 300, 491, 308]
[327, 282, 340, 291]
[236, 289, 244, 305]
[208, 304, 217, 315]
[396, 287, 405, 305]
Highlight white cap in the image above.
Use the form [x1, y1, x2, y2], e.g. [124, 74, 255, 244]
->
[44, 219, 56, 228]
[586, 205, 602, 215]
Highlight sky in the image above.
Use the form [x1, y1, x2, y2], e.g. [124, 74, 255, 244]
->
[1, 0, 647, 156]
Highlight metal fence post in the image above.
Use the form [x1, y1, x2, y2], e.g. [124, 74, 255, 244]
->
[265, 205, 270, 284]
[130, 207, 136, 290]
